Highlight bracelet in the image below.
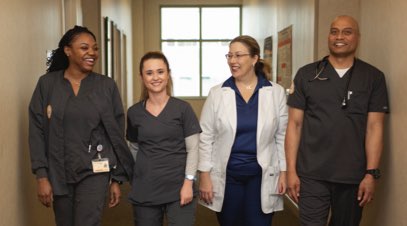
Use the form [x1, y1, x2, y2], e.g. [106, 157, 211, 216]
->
[185, 174, 196, 181]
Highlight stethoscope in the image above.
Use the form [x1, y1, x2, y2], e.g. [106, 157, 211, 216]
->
[308, 56, 356, 109]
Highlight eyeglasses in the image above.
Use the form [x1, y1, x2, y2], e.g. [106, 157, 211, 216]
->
[225, 53, 251, 60]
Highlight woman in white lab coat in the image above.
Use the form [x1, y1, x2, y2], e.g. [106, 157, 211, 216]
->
[198, 35, 287, 226]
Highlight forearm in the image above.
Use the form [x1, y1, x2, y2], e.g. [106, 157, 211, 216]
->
[285, 108, 304, 173]
[185, 134, 199, 177]
[285, 123, 301, 173]
[365, 112, 385, 169]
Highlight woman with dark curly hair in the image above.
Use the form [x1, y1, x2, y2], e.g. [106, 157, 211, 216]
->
[28, 25, 133, 226]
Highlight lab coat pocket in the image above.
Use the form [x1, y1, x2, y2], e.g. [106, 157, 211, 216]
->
[266, 166, 280, 195]
[210, 170, 225, 202]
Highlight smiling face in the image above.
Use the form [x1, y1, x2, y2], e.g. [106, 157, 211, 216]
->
[328, 16, 360, 58]
[64, 33, 98, 73]
[141, 58, 170, 95]
[227, 41, 258, 80]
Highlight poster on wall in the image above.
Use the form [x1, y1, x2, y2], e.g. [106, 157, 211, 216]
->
[104, 17, 112, 78]
[263, 36, 273, 81]
[277, 25, 292, 89]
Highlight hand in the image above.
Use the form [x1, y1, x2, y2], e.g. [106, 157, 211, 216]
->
[199, 172, 214, 205]
[108, 182, 121, 208]
[180, 180, 194, 206]
[358, 175, 376, 207]
[287, 171, 300, 203]
[37, 178, 53, 207]
[278, 171, 287, 194]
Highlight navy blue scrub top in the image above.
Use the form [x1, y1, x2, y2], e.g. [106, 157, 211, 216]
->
[222, 75, 272, 176]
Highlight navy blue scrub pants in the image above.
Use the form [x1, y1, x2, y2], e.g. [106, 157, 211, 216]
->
[52, 173, 110, 226]
[299, 177, 363, 226]
[217, 173, 273, 226]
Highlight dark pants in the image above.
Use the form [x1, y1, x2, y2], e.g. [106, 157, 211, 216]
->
[53, 173, 110, 226]
[217, 173, 273, 226]
[299, 177, 363, 226]
[133, 198, 197, 226]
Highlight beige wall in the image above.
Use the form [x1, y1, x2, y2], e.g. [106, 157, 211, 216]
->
[358, 0, 407, 225]
[0, 0, 63, 225]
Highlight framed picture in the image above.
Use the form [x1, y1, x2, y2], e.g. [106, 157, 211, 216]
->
[263, 36, 273, 81]
[103, 17, 112, 77]
[277, 25, 293, 89]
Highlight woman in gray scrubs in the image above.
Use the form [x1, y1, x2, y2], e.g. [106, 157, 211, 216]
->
[126, 51, 201, 226]
[29, 26, 133, 226]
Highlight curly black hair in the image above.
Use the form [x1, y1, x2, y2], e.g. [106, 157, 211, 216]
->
[46, 25, 96, 73]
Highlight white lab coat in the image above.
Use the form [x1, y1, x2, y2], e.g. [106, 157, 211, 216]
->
[198, 81, 288, 213]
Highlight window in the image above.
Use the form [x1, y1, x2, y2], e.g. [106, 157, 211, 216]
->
[161, 6, 241, 97]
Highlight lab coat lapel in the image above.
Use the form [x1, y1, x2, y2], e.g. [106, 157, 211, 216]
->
[222, 88, 237, 133]
[257, 87, 273, 145]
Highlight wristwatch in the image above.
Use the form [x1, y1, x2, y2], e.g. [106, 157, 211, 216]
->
[185, 174, 197, 181]
[366, 169, 381, 179]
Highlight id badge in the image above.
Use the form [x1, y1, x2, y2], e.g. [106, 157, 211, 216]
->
[92, 158, 110, 173]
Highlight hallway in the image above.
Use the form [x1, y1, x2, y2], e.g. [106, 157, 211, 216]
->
[1, 0, 406, 226]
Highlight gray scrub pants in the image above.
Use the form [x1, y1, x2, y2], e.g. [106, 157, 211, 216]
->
[53, 173, 110, 226]
[133, 198, 197, 226]
[299, 177, 363, 226]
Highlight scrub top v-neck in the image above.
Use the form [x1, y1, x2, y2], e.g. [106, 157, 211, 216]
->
[63, 74, 105, 183]
[126, 97, 201, 206]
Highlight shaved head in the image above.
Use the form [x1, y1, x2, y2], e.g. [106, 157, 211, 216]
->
[328, 15, 360, 59]
[331, 15, 360, 35]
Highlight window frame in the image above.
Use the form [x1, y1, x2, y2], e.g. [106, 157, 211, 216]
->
[160, 5, 242, 98]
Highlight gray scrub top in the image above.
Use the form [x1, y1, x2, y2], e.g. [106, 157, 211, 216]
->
[126, 97, 201, 206]
[63, 75, 116, 183]
[287, 59, 389, 184]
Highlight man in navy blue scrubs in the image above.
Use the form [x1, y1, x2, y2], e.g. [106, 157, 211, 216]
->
[285, 15, 389, 226]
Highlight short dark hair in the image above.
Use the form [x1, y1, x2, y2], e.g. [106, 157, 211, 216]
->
[46, 25, 96, 73]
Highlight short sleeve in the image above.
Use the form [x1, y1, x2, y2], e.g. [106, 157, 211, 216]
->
[182, 103, 202, 138]
[126, 111, 138, 142]
[368, 72, 390, 113]
[287, 68, 307, 110]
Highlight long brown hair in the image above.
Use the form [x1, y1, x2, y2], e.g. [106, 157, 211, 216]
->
[139, 51, 173, 101]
